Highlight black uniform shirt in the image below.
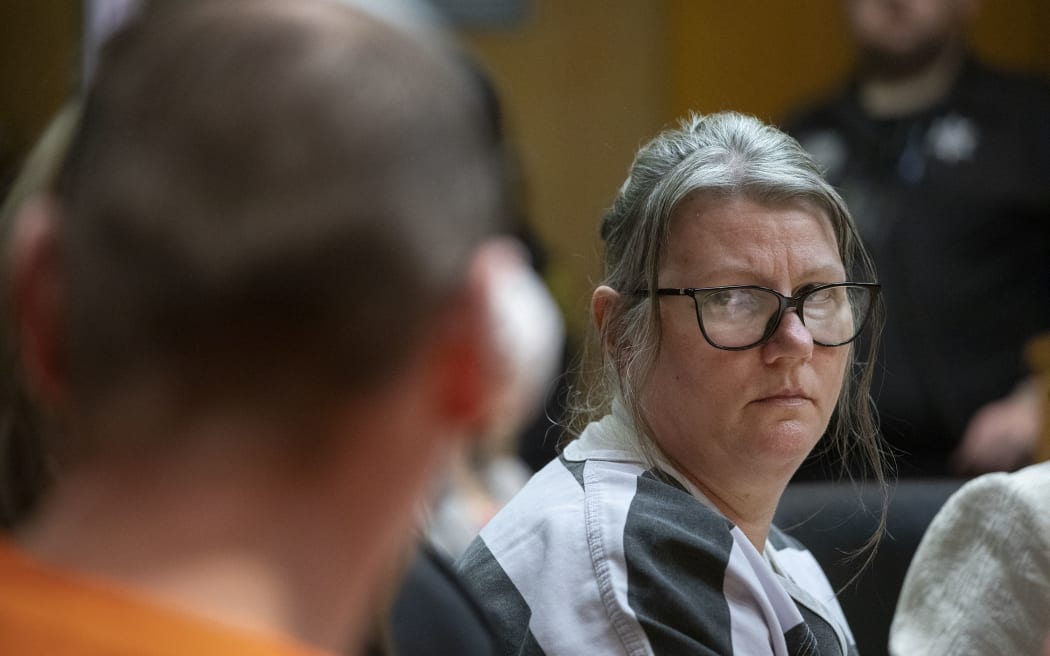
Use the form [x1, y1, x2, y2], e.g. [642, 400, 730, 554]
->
[785, 58, 1050, 475]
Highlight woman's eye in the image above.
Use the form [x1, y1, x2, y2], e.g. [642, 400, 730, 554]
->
[808, 289, 834, 303]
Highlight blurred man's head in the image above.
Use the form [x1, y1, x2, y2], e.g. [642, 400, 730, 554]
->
[844, 0, 978, 80]
[13, 0, 503, 458]
[7, 1, 510, 649]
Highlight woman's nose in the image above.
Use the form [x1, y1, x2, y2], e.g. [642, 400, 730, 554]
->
[763, 310, 814, 361]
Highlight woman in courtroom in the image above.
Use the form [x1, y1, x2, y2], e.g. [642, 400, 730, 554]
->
[458, 112, 884, 655]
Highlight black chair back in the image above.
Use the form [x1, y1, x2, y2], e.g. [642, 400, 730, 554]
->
[775, 479, 964, 656]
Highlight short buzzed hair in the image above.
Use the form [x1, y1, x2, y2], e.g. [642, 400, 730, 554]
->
[54, 0, 501, 412]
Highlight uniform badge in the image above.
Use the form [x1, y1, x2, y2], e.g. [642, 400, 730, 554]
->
[926, 113, 979, 164]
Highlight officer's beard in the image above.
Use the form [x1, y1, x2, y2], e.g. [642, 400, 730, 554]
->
[855, 36, 960, 82]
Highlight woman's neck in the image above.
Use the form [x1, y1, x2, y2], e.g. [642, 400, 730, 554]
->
[658, 452, 789, 553]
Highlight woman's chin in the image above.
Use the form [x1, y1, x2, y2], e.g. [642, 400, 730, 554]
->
[749, 420, 824, 469]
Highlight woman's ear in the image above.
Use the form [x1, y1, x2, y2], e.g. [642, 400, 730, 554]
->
[592, 285, 621, 336]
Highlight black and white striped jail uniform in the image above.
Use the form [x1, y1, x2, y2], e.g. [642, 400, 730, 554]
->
[456, 409, 858, 656]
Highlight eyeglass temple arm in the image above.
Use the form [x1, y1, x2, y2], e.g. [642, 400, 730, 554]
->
[634, 288, 695, 296]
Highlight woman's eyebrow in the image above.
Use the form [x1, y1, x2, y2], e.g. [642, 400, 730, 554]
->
[797, 264, 849, 279]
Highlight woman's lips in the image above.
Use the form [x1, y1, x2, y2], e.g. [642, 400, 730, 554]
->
[753, 392, 811, 406]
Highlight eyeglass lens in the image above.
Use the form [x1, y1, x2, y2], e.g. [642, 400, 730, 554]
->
[698, 285, 871, 349]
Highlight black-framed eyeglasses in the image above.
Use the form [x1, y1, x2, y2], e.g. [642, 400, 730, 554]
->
[636, 282, 880, 351]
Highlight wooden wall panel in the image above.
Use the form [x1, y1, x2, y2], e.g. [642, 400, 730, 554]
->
[667, 1, 854, 123]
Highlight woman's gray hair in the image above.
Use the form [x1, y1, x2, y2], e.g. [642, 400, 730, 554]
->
[568, 112, 887, 554]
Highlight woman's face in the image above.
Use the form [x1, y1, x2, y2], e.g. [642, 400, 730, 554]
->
[640, 194, 849, 485]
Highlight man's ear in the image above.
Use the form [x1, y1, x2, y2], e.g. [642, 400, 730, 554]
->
[592, 285, 621, 336]
[9, 196, 69, 411]
[429, 239, 510, 433]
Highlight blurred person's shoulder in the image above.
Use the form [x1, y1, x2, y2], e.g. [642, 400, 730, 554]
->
[952, 59, 1050, 137]
[947, 460, 1050, 521]
[780, 80, 859, 139]
[377, 544, 498, 656]
[963, 58, 1050, 105]
[780, 81, 863, 184]
[914, 461, 1050, 560]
